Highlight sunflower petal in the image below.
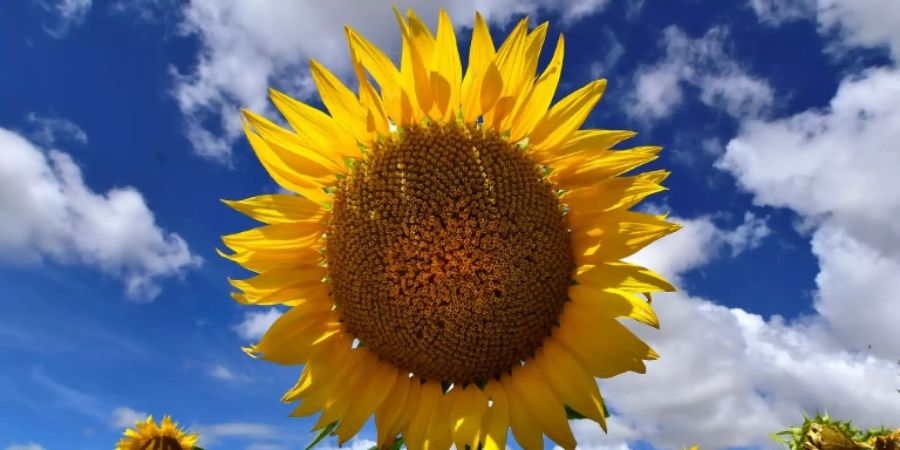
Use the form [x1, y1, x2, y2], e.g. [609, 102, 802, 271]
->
[375, 373, 413, 447]
[268, 88, 360, 159]
[529, 79, 607, 153]
[253, 308, 341, 365]
[222, 223, 324, 253]
[503, 374, 545, 450]
[344, 27, 411, 124]
[217, 245, 322, 273]
[222, 194, 325, 224]
[507, 363, 576, 450]
[568, 284, 660, 328]
[534, 129, 636, 162]
[241, 121, 331, 204]
[576, 262, 675, 294]
[482, 380, 510, 450]
[405, 381, 442, 450]
[535, 339, 608, 429]
[432, 9, 461, 121]
[498, 21, 549, 132]
[562, 170, 670, 220]
[509, 34, 564, 142]
[461, 12, 495, 123]
[309, 60, 369, 144]
[243, 109, 346, 174]
[449, 385, 488, 450]
[336, 356, 400, 444]
[394, 8, 432, 120]
[572, 210, 681, 261]
[550, 146, 662, 189]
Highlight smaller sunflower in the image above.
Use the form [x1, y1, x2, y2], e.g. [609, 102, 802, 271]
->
[115, 415, 199, 450]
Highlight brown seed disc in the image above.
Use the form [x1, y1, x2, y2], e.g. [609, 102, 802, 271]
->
[326, 123, 573, 384]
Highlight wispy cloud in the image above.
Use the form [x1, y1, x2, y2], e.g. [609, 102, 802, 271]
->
[30, 366, 105, 421]
[24, 112, 87, 147]
[5, 443, 47, 450]
[35, 0, 92, 38]
[208, 364, 250, 383]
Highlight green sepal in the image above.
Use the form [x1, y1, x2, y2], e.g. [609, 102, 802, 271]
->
[565, 405, 586, 420]
[305, 421, 339, 450]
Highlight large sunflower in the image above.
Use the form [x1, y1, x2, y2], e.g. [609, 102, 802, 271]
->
[115, 415, 199, 450]
[222, 8, 679, 450]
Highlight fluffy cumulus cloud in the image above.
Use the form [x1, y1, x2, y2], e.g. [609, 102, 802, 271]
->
[0, 127, 201, 300]
[627, 26, 774, 120]
[109, 406, 148, 428]
[169, 0, 612, 161]
[192, 422, 279, 446]
[719, 65, 900, 361]
[748, 0, 900, 60]
[566, 215, 900, 450]
[233, 308, 282, 341]
[35, 0, 92, 38]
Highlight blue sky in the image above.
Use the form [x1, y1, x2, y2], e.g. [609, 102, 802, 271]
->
[1, 1, 899, 449]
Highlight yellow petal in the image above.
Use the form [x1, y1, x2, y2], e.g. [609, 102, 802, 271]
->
[556, 303, 657, 378]
[375, 373, 413, 447]
[253, 308, 341, 365]
[568, 284, 660, 329]
[461, 12, 495, 123]
[509, 34, 564, 142]
[551, 146, 663, 189]
[222, 222, 324, 253]
[432, 9, 461, 121]
[228, 266, 325, 298]
[394, 8, 432, 120]
[449, 385, 488, 450]
[242, 109, 345, 175]
[217, 245, 321, 273]
[483, 18, 530, 128]
[534, 129, 636, 163]
[344, 27, 412, 125]
[576, 262, 675, 294]
[506, 363, 576, 450]
[562, 170, 670, 220]
[502, 374, 544, 450]
[529, 79, 607, 153]
[241, 121, 331, 204]
[571, 210, 682, 261]
[221, 194, 325, 224]
[405, 380, 442, 450]
[423, 389, 453, 450]
[497, 21, 549, 133]
[336, 355, 400, 444]
[482, 380, 510, 450]
[348, 45, 389, 139]
[268, 88, 360, 159]
[534, 338, 607, 429]
[309, 60, 370, 145]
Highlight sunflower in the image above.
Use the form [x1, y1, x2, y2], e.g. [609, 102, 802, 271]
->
[222, 8, 679, 450]
[115, 415, 199, 450]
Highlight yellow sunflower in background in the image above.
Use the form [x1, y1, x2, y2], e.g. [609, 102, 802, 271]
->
[221, 8, 679, 450]
[115, 415, 199, 450]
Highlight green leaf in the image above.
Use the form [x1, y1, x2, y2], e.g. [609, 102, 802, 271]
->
[305, 421, 339, 450]
[565, 405, 586, 420]
[391, 435, 405, 450]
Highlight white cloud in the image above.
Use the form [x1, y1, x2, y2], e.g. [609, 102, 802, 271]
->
[24, 113, 87, 147]
[233, 308, 282, 341]
[320, 438, 378, 450]
[747, 0, 900, 60]
[208, 364, 250, 382]
[5, 444, 46, 450]
[192, 422, 279, 446]
[747, 0, 815, 25]
[598, 215, 900, 449]
[0, 127, 202, 300]
[170, 1, 613, 161]
[818, 0, 900, 59]
[627, 26, 774, 120]
[110, 406, 148, 428]
[35, 0, 92, 38]
[589, 28, 625, 76]
[719, 65, 900, 361]
[561, 416, 637, 450]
